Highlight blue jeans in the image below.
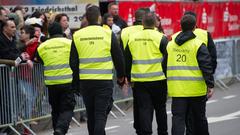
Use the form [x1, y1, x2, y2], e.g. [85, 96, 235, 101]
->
[18, 80, 36, 119]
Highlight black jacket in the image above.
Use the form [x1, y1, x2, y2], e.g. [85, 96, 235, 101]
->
[167, 31, 214, 88]
[0, 32, 20, 60]
[206, 32, 217, 74]
[113, 16, 128, 30]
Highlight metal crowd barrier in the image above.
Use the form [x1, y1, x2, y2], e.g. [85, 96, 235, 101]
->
[0, 63, 132, 134]
[214, 37, 240, 90]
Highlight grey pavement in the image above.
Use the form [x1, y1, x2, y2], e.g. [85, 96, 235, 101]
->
[38, 82, 240, 135]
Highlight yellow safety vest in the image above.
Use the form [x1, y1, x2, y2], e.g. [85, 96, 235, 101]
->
[171, 28, 208, 46]
[37, 38, 72, 85]
[121, 25, 143, 49]
[102, 24, 111, 30]
[73, 25, 113, 80]
[128, 29, 166, 82]
[194, 28, 208, 46]
[167, 37, 207, 97]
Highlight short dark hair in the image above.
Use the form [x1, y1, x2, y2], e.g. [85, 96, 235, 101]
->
[55, 13, 69, 22]
[1, 20, 14, 30]
[31, 11, 43, 18]
[135, 8, 148, 22]
[20, 25, 35, 39]
[86, 6, 100, 24]
[184, 11, 197, 18]
[181, 14, 196, 32]
[142, 12, 156, 28]
[102, 13, 113, 25]
[48, 22, 63, 37]
[108, 2, 117, 10]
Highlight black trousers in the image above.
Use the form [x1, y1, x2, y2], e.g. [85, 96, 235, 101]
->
[48, 85, 76, 134]
[80, 80, 113, 135]
[185, 109, 195, 135]
[132, 80, 168, 135]
[171, 96, 209, 135]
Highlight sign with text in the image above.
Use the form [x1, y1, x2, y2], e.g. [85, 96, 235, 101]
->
[2, 0, 98, 29]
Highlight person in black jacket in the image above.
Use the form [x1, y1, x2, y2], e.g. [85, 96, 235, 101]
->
[36, 22, 75, 135]
[0, 19, 30, 134]
[70, 6, 126, 135]
[167, 14, 214, 135]
[108, 2, 127, 36]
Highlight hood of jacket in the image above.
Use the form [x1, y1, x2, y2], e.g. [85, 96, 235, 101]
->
[175, 31, 196, 46]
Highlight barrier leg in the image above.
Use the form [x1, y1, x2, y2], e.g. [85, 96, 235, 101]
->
[218, 80, 229, 89]
[8, 125, 21, 135]
[21, 122, 37, 135]
[215, 80, 227, 91]
[236, 74, 240, 82]
[110, 111, 118, 119]
[72, 117, 81, 127]
[113, 103, 126, 116]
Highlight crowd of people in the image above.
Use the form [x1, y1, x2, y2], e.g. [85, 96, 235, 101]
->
[0, 2, 217, 135]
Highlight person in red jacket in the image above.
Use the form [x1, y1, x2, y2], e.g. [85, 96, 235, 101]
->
[19, 25, 39, 61]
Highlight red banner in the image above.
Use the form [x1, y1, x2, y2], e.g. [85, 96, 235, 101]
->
[119, 2, 240, 39]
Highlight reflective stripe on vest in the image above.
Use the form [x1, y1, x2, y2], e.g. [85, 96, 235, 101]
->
[132, 58, 163, 64]
[45, 74, 72, 80]
[79, 56, 112, 63]
[167, 76, 204, 81]
[132, 71, 164, 78]
[80, 69, 112, 74]
[167, 66, 200, 70]
[44, 64, 70, 70]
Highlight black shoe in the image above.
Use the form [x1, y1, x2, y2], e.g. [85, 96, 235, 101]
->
[80, 116, 87, 122]
[54, 129, 64, 135]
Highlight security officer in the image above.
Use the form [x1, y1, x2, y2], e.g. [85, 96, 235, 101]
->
[171, 11, 217, 74]
[70, 6, 125, 135]
[125, 12, 168, 135]
[167, 14, 214, 135]
[37, 22, 75, 135]
[171, 11, 217, 135]
[120, 8, 148, 49]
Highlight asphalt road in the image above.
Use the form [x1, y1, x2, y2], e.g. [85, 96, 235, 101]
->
[39, 82, 240, 135]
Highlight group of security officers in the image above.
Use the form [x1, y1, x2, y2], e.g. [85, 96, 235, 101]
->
[36, 5, 216, 135]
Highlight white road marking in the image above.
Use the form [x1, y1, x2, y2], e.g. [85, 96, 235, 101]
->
[207, 99, 218, 104]
[223, 95, 237, 99]
[105, 126, 120, 131]
[167, 111, 171, 115]
[129, 121, 134, 124]
[208, 110, 240, 123]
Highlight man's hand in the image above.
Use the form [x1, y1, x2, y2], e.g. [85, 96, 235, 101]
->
[207, 87, 214, 99]
[26, 60, 33, 68]
[21, 52, 30, 61]
[117, 77, 129, 96]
